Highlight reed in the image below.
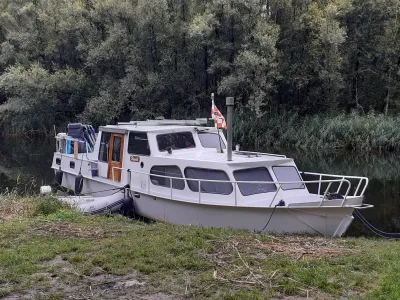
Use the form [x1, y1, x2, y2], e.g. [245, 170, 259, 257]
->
[234, 112, 400, 152]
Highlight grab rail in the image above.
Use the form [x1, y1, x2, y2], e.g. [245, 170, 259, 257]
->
[125, 169, 353, 207]
[300, 171, 369, 196]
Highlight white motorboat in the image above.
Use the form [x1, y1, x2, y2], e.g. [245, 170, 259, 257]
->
[50, 97, 372, 236]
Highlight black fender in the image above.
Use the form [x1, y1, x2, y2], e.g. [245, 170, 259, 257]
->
[75, 173, 84, 195]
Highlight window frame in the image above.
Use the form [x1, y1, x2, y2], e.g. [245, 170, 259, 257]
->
[184, 167, 233, 195]
[127, 131, 151, 156]
[156, 131, 196, 152]
[111, 135, 122, 162]
[150, 165, 185, 190]
[233, 167, 277, 196]
[272, 166, 305, 191]
[98, 132, 111, 162]
[197, 131, 226, 149]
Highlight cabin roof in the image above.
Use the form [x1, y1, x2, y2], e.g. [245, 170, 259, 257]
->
[99, 119, 215, 133]
[100, 124, 218, 133]
[155, 149, 292, 165]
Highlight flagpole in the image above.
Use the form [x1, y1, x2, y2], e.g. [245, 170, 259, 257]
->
[212, 93, 224, 153]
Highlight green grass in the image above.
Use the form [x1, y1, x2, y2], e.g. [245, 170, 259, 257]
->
[1, 195, 400, 298]
[234, 112, 400, 152]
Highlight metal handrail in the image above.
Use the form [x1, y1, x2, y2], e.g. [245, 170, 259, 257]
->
[300, 171, 369, 196]
[234, 150, 287, 158]
[126, 169, 353, 207]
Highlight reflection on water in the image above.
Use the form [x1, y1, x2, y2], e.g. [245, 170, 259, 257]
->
[0, 137, 399, 237]
[0, 137, 54, 193]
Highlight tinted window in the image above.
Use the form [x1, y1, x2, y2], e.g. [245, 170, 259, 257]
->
[157, 132, 195, 151]
[112, 136, 121, 162]
[273, 166, 305, 190]
[185, 168, 232, 195]
[233, 167, 277, 196]
[128, 132, 150, 155]
[98, 132, 111, 162]
[198, 132, 226, 149]
[150, 166, 185, 190]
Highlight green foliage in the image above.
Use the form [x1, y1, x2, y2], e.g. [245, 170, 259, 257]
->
[43, 209, 82, 222]
[34, 196, 67, 216]
[234, 111, 400, 152]
[0, 0, 400, 133]
[0, 64, 86, 132]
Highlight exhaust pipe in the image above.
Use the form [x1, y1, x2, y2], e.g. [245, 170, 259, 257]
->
[226, 97, 234, 161]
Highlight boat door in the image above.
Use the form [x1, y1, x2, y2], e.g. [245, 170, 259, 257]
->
[107, 133, 125, 181]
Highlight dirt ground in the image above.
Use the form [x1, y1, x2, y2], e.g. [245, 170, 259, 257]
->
[2, 255, 183, 300]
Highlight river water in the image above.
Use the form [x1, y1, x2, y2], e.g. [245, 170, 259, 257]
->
[0, 136, 399, 237]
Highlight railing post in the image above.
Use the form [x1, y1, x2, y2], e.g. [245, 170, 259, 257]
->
[340, 180, 351, 207]
[320, 182, 333, 207]
[354, 180, 362, 196]
[170, 177, 173, 199]
[269, 184, 282, 207]
[318, 175, 322, 195]
[198, 180, 201, 203]
[234, 182, 237, 206]
[336, 177, 345, 193]
[360, 178, 369, 196]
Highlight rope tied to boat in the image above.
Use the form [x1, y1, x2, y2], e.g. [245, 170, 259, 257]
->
[353, 209, 400, 240]
[258, 200, 286, 233]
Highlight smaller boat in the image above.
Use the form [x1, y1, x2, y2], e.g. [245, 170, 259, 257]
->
[57, 192, 127, 215]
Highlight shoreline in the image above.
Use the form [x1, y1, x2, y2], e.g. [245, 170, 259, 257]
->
[0, 195, 398, 299]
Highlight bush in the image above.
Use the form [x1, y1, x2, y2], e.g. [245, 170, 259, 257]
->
[33, 196, 67, 216]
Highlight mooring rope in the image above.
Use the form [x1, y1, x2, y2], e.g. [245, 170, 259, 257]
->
[353, 209, 400, 240]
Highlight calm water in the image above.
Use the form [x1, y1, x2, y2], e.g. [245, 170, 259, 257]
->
[0, 137, 399, 237]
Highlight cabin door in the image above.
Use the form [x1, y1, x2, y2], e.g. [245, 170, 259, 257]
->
[107, 133, 124, 181]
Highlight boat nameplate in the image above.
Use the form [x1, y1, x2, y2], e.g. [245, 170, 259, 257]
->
[130, 156, 140, 162]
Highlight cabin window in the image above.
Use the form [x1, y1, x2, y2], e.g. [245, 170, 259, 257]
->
[233, 167, 277, 196]
[128, 132, 150, 155]
[98, 132, 111, 162]
[157, 132, 195, 151]
[184, 167, 232, 195]
[272, 166, 305, 190]
[112, 136, 122, 162]
[198, 132, 226, 149]
[150, 166, 185, 190]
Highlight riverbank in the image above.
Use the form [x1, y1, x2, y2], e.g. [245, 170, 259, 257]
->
[234, 112, 400, 152]
[0, 195, 399, 299]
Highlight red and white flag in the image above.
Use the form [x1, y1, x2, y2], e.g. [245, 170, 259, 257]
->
[211, 93, 227, 129]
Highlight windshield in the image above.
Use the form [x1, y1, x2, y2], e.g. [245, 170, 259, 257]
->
[233, 167, 277, 196]
[198, 132, 226, 149]
[272, 166, 304, 190]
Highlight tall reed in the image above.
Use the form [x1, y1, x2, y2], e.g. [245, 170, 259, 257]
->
[233, 112, 400, 152]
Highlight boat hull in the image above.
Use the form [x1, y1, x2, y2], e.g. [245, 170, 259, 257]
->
[133, 193, 354, 237]
[59, 172, 355, 237]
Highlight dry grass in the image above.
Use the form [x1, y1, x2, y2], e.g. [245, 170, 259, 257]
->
[251, 236, 360, 259]
[0, 193, 37, 220]
[0, 195, 399, 299]
[34, 221, 110, 238]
